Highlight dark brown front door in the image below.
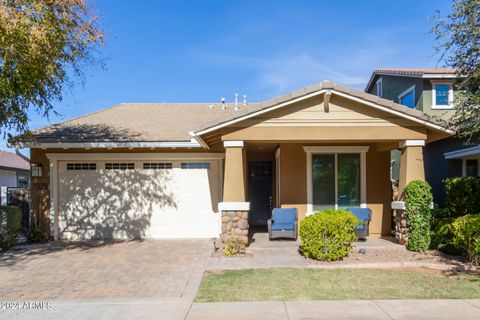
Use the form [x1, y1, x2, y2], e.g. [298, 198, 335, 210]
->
[248, 161, 273, 227]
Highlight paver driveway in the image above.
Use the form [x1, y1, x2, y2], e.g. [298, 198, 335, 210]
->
[0, 239, 211, 300]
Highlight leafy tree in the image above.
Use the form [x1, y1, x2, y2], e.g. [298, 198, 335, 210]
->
[0, 0, 103, 135]
[432, 0, 480, 142]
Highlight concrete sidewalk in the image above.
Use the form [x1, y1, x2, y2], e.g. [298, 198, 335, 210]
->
[2, 299, 479, 320]
[187, 300, 480, 320]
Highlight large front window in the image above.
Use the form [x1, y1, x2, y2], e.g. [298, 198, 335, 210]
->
[312, 153, 361, 210]
[305, 146, 367, 213]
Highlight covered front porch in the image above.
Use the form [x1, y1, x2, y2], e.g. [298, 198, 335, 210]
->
[192, 83, 451, 245]
[219, 139, 427, 242]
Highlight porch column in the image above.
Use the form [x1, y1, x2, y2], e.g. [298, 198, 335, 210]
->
[397, 140, 426, 198]
[219, 140, 249, 244]
[223, 140, 246, 201]
[394, 139, 425, 244]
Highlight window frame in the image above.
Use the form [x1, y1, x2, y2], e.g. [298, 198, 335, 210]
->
[180, 162, 210, 170]
[431, 81, 454, 110]
[17, 174, 28, 188]
[397, 85, 416, 109]
[304, 146, 368, 215]
[105, 163, 135, 170]
[143, 162, 173, 170]
[66, 163, 97, 171]
[462, 158, 480, 177]
[376, 77, 383, 97]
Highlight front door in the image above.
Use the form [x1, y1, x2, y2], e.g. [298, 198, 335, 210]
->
[248, 161, 273, 227]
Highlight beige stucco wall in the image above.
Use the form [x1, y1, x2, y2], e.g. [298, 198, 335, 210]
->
[276, 143, 392, 236]
[223, 147, 246, 202]
[398, 146, 425, 198]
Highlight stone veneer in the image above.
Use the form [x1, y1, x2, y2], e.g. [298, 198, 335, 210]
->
[393, 209, 408, 245]
[392, 183, 408, 245]
[220, 211, 249, 244]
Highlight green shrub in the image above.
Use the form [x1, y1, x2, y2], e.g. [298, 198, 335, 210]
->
[223, 237, 247, 256]
[444, 177, 480, 217]
[451, 214, 480, 264]
[299, 210, 358, 261]
[0, 206, 21, 251]
[430, 217, 462, 255]
[405, 180, 433, 252]
[6, 206, 21, 233]
[28, 225, 48, 242]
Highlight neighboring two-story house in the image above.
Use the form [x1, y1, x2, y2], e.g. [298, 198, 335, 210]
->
[365, 68, 479, 205]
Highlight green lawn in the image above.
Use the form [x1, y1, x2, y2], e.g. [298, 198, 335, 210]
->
[195, 268, 480, 302]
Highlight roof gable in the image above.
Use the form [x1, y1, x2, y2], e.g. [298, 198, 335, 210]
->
[193, 81, 452, 137]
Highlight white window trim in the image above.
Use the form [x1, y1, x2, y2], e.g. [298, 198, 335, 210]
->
[431, 80, 454, 110]
[376, 77, 383, 97]
[397, 85, 416, 108]
[303, 146, 368, 215]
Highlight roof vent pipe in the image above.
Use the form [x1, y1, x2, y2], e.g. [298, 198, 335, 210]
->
[221, 97, 226, 110]
[234, 93, 239, 111]
[243, 95, 247, 106]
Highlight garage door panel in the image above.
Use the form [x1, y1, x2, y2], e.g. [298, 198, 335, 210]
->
[58, 160, 220, 240]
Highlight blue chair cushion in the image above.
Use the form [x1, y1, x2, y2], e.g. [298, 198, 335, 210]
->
[271, 223, 295, 231]
[273, 208, 297, 224]
[347, 208, 372, 222]
[355, 225, 365, 231]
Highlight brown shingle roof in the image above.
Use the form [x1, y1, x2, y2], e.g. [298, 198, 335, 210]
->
[25, 81, 451, 144]
[0, 150, 29, 170]
[29, 102, 260, 143]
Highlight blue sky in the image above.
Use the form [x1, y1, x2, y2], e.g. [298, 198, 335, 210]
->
[6, 0, 453, 151]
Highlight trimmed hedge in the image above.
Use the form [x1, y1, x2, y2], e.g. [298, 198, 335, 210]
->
[405, 180, 433, 252]
[444, 177, 480, 217]
[299, 210, 358, 261]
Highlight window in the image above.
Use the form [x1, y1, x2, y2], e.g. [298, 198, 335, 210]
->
[17, 175, 28, 188]
[432, 82, 453, 109]
[305, 146, 367, 213]
[143, 162, 172, 169]
[66, 163, 96, 170]
[376, 78, 383, 97]
[105, 163, 134, 170]
[181, 162, 210, 169]
[31, 164, 43, 177]
[398, 85, 415, 109]
[465, 159, 479, 177]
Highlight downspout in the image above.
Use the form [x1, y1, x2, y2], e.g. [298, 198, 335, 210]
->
[15, 147, 30, 162]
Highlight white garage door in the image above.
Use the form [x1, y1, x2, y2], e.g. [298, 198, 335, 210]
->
[57, 159, 221, 239]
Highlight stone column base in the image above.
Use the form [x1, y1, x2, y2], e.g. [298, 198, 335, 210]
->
[220, 210, 249, 244]
[393, 209, 408, 245]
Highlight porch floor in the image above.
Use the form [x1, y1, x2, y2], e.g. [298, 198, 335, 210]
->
[247, 229, 403, 250]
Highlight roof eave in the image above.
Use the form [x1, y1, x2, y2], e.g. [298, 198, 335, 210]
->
[21, 140, 202, 149]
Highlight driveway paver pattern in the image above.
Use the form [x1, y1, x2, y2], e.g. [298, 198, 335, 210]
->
[0, 239, 211, 300]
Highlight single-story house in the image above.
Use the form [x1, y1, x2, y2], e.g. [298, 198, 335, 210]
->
[15, 81, 452, 240]
[0, 150, 30, 189]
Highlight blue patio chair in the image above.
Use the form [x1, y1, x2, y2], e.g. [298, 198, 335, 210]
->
[267, 208, 298, 240]
[347, 207, 372, 240]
